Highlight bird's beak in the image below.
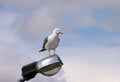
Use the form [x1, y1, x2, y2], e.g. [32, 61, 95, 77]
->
[59, 32, 63, 34]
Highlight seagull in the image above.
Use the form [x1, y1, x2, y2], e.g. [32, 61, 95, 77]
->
[39, 28, 63, 57]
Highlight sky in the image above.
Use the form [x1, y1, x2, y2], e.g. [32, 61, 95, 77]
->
[0, 0, 120, 82]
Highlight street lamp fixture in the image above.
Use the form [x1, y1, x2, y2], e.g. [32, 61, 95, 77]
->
[20, 54, 63, 82]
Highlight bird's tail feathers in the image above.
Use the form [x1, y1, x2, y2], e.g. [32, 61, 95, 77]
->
[39, 49, 46, 52]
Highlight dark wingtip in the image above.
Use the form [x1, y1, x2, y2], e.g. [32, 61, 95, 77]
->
[38, 50, 42, 52]
[38, 50, 41, 52]
[39, 49, 46, 52]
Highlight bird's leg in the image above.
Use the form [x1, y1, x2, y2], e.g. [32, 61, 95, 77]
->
[49, 50, 50, 55]
[54, 49, 55, 55]
[48, 50, 52, 57]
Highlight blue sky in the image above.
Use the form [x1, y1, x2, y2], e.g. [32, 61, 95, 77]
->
[0, 0, 120, 82]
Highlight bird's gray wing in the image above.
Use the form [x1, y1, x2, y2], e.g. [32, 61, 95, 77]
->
[39, 37, 48, 52]
[42, 37, 48, 49]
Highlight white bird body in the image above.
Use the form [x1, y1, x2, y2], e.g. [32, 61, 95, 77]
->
[39, 28, 63, 56]
[45, 33, 59, 50]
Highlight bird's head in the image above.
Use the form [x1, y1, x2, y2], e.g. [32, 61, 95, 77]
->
[53, 28, 63, 35]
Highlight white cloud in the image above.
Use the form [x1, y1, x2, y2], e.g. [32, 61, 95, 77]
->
[2, 0, 41, 7]
[2, 0, 119, 41]
[19, 7, 56, 39]
[0, 11, 16, 28]
[0, 0, 120, 82]
[60, 46, 120, 82]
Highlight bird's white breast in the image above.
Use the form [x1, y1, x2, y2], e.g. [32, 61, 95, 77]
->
[45, 34, 59, 50]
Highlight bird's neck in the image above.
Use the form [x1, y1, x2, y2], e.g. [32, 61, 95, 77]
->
[52, 33, 59, 37]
